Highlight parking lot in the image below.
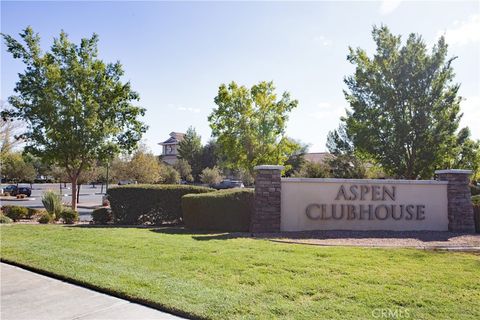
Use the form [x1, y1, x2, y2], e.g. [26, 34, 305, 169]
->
[1, 183, 105, 222]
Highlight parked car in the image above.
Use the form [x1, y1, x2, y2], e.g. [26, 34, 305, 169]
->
[212, 180, 245, 190]
[2, 185, 32, 197]
[118, 180, 137, 185]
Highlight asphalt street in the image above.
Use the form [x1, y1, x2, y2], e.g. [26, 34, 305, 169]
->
[1, 183, 106, 221]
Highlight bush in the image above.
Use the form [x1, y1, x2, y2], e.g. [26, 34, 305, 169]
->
[58, 208, 79, 224]
[182, 189, 254, 232]
[3, 192, 11, 197]
[472, 195, 480, 206]
[0, 213, 13, 224]
[92, 207, 113, 224]
[471, 185, 480, 196]
[42, 190, 63, 220]
[107, 184, 214, 225]
[37, 211, 53, 224]
[26, 207, 42, 219]
[160, 166, 181, 184]
[16, 194, 27, 199]
[200, 167, 222, 185]
[2, 205, 28, 221]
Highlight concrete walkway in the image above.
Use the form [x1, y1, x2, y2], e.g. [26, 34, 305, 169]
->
[0, 263, 184, 320]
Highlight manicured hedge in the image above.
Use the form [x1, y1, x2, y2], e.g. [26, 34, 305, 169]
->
[473, 195, 480, 233]
[182, 189, 254, 232]
[107, 184, 214, 225]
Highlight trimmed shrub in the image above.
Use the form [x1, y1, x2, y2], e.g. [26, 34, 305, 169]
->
[92, 207, 113, 224]
[107, 184, 214, 225]
[59, 208, 79, 224]
[26, 207, 42, 219]
[16, 194, 27, 199]
[2, 205, 28, 221]
[38, 211, 53, 224]
[471, 184, 480, 196]
[42, 190, 63, 220]
[473, 195, 480, 233]
[0, 213, 13, 224]
[182, 189, 254, 232]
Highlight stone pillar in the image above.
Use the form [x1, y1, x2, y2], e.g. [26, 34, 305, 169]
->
[251, 165, 283, 233]
[435, 169, 475, 232]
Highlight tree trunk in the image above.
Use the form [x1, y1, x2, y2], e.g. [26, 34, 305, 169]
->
[77, 183, 81, 204]
[71, 175, 78, 212]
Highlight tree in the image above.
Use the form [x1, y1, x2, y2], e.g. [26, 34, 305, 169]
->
[159, 165, 180, 184]
[448, 128, 480, 179]
[127, 150, 161, 183]
[326, 124, 367, 179]
[200, 139, 220, 172]
[1, 152, 36, 185]
[284, 140, 308, 177]
[294, 161, 331, 178]
[200, 167, 222, 185]
[2, 27, 146, 210]
[328, 155, 367, 179]
[332, 25, 463, 179]
[174, 159, 193, 182]
[209, 81, 299, 175]
[0, 101, 24, 157]
[177, 126, 203, 179]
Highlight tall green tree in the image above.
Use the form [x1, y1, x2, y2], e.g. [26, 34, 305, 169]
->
[2, 27, 146, 210]
[200, 139, 220, 171]
[177, 126, 203, 179]
[1, 152, 36, 185]
[448, 128, 480, 178]
[331, 25, 463, 179]
[209, 81, 299, 175]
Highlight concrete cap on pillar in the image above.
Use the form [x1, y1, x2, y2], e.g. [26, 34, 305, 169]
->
[435, 169, 473, 175]
[254, 165, 285, 170]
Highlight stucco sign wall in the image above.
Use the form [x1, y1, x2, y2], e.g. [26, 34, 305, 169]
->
[280, 178, 449, 231]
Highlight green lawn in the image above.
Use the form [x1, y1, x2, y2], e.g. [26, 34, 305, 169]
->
[1, 225, 479, 319]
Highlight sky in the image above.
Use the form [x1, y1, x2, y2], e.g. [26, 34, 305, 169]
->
[1, 0, 479, 155]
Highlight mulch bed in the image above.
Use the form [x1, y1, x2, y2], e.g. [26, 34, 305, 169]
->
[257, 230, 480, 250]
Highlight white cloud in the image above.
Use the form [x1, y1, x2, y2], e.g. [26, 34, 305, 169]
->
[309, 102, 345, 120]
[460, 95, 480, 139]
[177, 106, 201, 113]
[439, 14, 480, 46]
[166, 103, 201, 114]
[379, 0, 402, 15]
[312, 35, 332, 47]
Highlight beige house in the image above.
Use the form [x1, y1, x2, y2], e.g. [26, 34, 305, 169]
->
[159, 132, 185, 165]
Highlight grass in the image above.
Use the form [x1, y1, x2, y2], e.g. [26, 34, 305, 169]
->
[1, 225, 479, 319]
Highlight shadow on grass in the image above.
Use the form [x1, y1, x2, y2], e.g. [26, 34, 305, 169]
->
[149, 227, 251, 241]
[70, 224, 477, 243]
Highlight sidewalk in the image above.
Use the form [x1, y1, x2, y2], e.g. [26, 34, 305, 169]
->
[0, 263, 184, 320]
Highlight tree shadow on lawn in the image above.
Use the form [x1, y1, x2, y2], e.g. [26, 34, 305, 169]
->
[71, 224, 478, 243]
[149, 227, 252, 241]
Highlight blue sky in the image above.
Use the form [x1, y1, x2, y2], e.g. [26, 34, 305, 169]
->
[1, 1, 479, 154]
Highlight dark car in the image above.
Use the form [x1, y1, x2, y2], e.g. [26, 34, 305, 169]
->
[212, 180, 245, 190]
[2, 185, 32, 197]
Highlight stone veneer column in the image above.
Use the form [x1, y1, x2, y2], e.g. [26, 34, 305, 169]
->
[251, 165, 284, 233]
[435, 169, 475, 232]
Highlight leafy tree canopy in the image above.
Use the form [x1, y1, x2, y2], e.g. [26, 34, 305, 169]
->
[177, 126, 203, 180]
[2, 27, 146, 209]
[330, 25, 466, 179]
[209, 81, 299, 175]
